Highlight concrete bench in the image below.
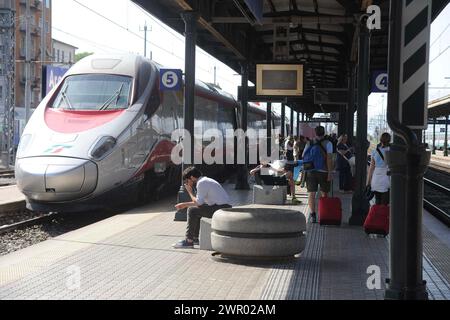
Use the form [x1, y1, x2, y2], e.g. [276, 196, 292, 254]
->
[253, 185, 287, 205]
[199, 217, 213, 251]
[211, 205, 306, 258]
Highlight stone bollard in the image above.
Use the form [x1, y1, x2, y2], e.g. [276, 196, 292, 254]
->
[211, 205, 306, 259]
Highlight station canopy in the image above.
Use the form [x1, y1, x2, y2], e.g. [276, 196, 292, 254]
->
[132, 0, 449, 115]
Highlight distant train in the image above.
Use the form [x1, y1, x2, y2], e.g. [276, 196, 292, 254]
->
[15, 54, 280, 212]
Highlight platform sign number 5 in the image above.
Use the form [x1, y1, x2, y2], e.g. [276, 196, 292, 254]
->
[372, 71, 388, 93]
[160, 69, 182, 91]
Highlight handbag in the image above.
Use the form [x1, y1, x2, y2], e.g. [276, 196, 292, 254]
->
[365, 185, 375, 201]
[346, 156, 356, 167]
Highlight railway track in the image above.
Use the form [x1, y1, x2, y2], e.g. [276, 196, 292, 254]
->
[0, 211, 58, 235]
[424, 167, 450, 226]
[0, 170, 14, 179]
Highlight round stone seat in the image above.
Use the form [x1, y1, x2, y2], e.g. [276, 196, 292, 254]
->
[211, 205, 306, 258]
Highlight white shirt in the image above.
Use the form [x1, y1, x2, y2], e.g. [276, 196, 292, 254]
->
[196, 177, 231, 206]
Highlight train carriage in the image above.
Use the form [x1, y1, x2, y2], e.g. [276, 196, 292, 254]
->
[15, 54, 279, 212]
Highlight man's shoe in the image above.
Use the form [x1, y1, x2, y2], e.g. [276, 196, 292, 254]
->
[193, 238, 199, 245]
[173, 239, 194, 248]
[309, 212, 317, 224]
[291, 197, 302, 204]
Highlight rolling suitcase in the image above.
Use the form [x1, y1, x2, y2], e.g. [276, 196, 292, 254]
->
[363, 205, 389, 236]
[318, 180, 342, 225]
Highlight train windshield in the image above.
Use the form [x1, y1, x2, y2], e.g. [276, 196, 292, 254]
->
[51, 74, 133, 110]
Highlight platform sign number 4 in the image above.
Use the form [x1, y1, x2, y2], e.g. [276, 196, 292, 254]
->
[160, 69, 182, 91]
[372, 71, 388, 93]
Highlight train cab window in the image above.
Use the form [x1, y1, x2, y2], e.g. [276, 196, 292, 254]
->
[51, 74, 132, 111]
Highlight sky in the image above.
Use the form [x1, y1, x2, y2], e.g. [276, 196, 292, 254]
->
[52, 0, 450, 122]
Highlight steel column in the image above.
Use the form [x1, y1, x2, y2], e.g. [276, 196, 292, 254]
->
[384, 0, 431, 300]
[349, 23, 370, 226]
[346, 65, 356, 145]
[174, 11, 199, 221]
[296, 112, 300, 137]
[281, 103, 286, 139]
[445, 115, 449, 157]
[432, 118, 436, 154]
[235, 62, 250, 189]
[290, 107, 294, 136]
[267, 102, 272, 155]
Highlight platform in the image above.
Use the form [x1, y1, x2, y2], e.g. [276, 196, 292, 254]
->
[0, 181, 449, 300]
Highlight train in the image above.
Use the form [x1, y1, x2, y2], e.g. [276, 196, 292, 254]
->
[15, 54, 281, 212]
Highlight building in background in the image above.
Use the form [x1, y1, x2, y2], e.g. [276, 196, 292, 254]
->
[14, 0, 52, 110]
[52, 38, 77, 66]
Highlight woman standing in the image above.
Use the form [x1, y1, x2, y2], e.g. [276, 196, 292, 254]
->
[367, 133, 391, 205]
[336, 134, 353, 193]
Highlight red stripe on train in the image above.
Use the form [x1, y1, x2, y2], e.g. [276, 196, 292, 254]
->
[45, 109, 125, 134]
[134, 139, 176, 177]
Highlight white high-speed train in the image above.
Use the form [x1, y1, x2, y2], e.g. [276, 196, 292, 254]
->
[15, 54, 280, 212]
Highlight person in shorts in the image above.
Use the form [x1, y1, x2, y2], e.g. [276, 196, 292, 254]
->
[303, 126, 333, 223]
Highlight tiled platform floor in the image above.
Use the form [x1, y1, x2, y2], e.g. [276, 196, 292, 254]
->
[0, 181, 449, 300]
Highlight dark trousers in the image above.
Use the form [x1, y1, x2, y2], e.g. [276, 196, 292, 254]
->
[186, 204, 232, 240]
[374, 191, 390, 205]
[339, 166, 353, 191]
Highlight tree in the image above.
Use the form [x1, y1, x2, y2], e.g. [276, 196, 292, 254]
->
[75, 52, 94, 62]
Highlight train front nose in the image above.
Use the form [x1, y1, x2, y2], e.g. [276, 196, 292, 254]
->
[15, 157, 98, 202]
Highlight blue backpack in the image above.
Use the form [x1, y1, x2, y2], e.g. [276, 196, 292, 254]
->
[302, 139, 327, 172]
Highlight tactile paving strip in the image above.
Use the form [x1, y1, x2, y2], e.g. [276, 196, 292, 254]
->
[260, 222, 324, 300]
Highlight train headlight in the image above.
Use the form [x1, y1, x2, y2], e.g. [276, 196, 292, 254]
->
[89, 136, 116, 161]
[17, 134, 32, 158]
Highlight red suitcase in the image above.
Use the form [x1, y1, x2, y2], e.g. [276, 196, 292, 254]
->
[318, 196, 342, 225]
[363, 205, 389, 236]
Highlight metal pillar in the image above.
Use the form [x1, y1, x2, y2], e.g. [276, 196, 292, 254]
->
[349, 22, 370, 226]
[338, 105, 346, 136]
[235, 62, 250, 189]
[290, 107, 294, 136]
[174, 11, 198, 221]
[281, 103, 285, 139]
[346, 65, 356, 145]
[432, 118, 436, 154]
[384, 0, 431, 300]
[296, 112, 300, 137]
[267, 102, 272, 155]
[445, 115, 449, 157]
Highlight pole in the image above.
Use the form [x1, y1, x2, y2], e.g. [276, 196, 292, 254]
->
[267, 102, 272, 156]
[235, 62, 250, 189]
[214, 66, 217, 85]
[144, 22, 147, 57]
[444, 115, 449, 157]
[384, 0, 431, 300]
[347, 65, 356, 145]
[349, 21, 370, 226]
[432, 118, 436, 154]
[174, 11, 198, 221]
[296, 111, 300, 137]
[289, 107, 294, 136]
[281, 103, 285, 140]
[25, 0, 31, 124]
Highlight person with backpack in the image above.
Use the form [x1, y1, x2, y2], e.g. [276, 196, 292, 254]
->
[367, 133, 391, 205]
[302, 126, 334, 223]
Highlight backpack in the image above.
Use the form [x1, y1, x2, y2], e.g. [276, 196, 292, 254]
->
[302, 139, 327, 172]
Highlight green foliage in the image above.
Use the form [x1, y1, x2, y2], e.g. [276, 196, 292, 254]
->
[75, 52, 94, 62]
